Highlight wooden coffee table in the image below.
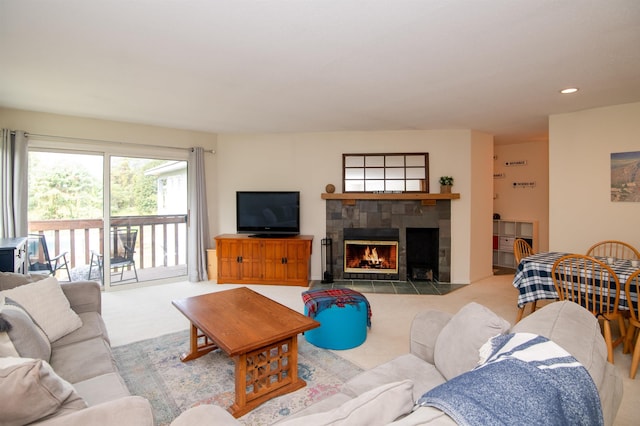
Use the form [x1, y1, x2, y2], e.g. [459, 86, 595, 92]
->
[171, 287, 320, 417]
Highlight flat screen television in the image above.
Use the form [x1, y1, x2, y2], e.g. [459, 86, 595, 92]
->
[236, 191, 300, 237]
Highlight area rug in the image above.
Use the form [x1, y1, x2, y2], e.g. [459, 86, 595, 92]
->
[113, 330, 364, 425]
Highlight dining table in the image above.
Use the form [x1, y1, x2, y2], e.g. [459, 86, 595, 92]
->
[513, 251, 640, 313]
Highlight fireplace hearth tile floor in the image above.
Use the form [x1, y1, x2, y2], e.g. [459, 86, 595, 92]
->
[308, 279, 466, 295]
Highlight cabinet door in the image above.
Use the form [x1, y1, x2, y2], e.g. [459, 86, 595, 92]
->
[216, 239, 243, 282]
[263, 240, 287, 282]
[239, 239, 264, 282]
[284, 240, 311, 283]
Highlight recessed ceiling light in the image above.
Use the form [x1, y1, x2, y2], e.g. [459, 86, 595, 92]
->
[560, 87, 579, 94]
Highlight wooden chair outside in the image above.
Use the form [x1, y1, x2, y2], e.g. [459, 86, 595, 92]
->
[551, 254, 626, 363]
[586, 240, 640, 260]
[514, 238, 536, 322]
[624, 269, 640, 378]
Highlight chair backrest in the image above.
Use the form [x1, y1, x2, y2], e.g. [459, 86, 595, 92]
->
[625, 269, 640, 325]
[513, 238, 534, 264]
[110, 228, 138, 261]
[27, 234, 53, 272]
[551, 253, 620, 317]
[586, 240, 640, 260]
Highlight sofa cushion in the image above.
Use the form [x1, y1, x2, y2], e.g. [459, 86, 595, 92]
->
[0, 296, 51, 360]
[389, 406, 458, 425]
[30, 396, 154, 426]
[72, 372, 131, 406]
[343, 353, 446, 401]
[52, 311, 110, 348]
[49, 336, 118, 384]
[433, 302, 510, 380]
[282, 392, 355, 420]
[0, 276, 83, 342]
[409, 310, 453, 364]
[0, 357, 87, 426]
[277, 380, 415, 426]
[511, 300, 608, 391]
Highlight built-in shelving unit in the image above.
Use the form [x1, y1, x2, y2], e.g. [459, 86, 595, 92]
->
[492, 219, 539, 269]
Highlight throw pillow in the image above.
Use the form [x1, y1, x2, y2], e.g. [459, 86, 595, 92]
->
[0, 296, 52, 360]
[433, 302, 511, 380]
[277, 380, 415, 426]
[0, 357, 87, 426]
[0, 276, 83, 342]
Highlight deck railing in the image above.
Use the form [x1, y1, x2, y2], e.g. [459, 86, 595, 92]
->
[28, 215, 188, 271]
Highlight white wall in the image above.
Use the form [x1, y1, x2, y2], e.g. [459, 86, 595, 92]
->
[2, 108, 496, 283]
[549, 102, 640, 252]
[0, 107, 219, 239]
[215, 130, 494, 283]
[493, 141, 550, 252]
[470, 131, 496, 281]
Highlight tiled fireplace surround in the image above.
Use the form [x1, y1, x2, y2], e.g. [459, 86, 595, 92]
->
[325, 199, 451, 283]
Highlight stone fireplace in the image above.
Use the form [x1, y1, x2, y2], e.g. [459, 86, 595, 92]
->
[324, 196, 452, 282]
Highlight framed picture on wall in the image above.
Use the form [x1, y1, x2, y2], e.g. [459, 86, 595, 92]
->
[611, 151, 640, 202]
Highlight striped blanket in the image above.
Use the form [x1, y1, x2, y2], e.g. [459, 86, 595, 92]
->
[416, 333, 603, 426]
[301, 288, 371, 327]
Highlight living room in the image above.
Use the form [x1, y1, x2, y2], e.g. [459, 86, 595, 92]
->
[2, 2, 640, 425]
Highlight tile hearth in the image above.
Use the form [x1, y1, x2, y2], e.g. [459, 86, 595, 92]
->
[308, 279, 466, 295]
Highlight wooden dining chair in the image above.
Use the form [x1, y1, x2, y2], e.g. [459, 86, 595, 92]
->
[586, 240, 640, 260]
[513, 238, 537, 322]
[551, 254, 626, 363]
[624, 269, 640, 378]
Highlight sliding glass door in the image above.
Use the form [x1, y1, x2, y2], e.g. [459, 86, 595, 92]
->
[28, 148, 189, 289]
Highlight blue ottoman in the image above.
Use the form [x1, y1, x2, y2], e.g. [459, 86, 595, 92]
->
[302, 288, 371, 350]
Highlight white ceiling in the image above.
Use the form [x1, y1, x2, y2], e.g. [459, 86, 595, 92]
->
[1, 1, 640, 143]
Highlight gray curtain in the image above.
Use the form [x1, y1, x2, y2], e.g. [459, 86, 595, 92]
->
[187, 147, 211, 281]
[0, 129, 28, 238]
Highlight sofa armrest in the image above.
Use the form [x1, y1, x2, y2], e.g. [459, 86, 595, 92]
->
[33, 396, 153, 426]
[409, 310, 453, 363]
[61, 281, 102, 315]
[170, 405, 242, 426]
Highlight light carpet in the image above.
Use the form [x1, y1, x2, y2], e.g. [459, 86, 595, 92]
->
[113, 330, 364, 425]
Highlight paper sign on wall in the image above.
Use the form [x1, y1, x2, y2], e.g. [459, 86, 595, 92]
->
[505, 160, 527, 166]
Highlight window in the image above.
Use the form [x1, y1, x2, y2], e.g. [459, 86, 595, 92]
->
[342, 153, 429, 193]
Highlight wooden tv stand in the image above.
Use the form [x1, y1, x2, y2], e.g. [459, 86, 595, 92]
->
[214, 234, 313, 286]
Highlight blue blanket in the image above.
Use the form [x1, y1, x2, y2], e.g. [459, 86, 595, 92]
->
[416, 333, 603, 426]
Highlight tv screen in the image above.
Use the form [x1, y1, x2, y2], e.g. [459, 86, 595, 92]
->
[236, 191, 300, 237]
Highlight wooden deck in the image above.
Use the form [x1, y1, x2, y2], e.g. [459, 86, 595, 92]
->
[66, 264, 187, 286]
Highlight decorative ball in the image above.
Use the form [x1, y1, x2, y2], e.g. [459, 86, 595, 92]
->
[325, 184, 336, 193]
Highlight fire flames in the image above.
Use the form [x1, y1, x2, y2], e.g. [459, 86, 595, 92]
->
[363, 246, 384, 265]
[347, 245, 391, 269]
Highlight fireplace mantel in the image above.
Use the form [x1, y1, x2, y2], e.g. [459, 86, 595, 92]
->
[321, 192, 460, 201]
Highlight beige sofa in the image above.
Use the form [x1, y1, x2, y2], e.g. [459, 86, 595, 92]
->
[0, 272, 212, 426]
[199, 300, 623, 425]
[1, 272, 623, 425]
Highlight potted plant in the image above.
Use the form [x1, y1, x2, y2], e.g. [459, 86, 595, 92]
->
[439, 176, 454, 193]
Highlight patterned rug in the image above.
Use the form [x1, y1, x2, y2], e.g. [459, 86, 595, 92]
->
[112, 330, 364, 425]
